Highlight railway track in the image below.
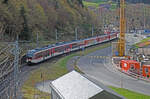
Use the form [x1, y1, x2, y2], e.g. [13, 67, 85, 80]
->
[0, 42, 49, 98]
[0, 45, 17, 98]
[0, 37, 117, 98]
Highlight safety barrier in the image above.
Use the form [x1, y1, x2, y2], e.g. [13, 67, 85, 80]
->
[112, 57, 150, 82]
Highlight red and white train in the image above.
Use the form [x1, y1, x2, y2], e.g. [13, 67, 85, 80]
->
[26, 32, 118, 64]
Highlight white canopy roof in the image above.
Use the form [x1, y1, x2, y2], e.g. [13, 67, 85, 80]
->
[51, 71, 103, 99]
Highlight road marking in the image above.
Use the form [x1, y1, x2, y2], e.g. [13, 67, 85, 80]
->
[88, 56, 110, 59]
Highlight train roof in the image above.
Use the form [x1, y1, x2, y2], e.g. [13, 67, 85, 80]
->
[26, 33, 116, 56]
[27, 39, 84, 55]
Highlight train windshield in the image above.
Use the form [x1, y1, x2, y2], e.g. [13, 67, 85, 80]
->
[26, 50, 35, 57]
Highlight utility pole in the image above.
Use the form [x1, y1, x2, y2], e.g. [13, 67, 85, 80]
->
[75, 27, 78, 40]
[143, 4, 146, 29]
[92, 25, 94, 37]
[36, 32, 39, 48]
[56, 29, 58, 42]
[13, 35, 20, 99]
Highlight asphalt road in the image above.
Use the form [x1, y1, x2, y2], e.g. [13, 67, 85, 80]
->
[77, 46, 150, 95]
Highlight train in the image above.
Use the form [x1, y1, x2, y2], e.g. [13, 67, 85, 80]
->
[26, 32, 118, 64]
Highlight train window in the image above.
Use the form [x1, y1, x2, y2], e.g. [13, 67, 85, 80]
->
[88, 39, 95, 44]
[43, 50, 49, 57]
[72, 43, 79, 49]
[35, 52, 42, 58]
[65, 45, 70, 49]
[145, 68, 149, 73]
[55, 46, 65, 52]
[79, 41, 84, 46]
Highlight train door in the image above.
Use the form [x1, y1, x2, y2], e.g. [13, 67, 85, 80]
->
[108, 32, 110, 40]
[96, 37, 99, 43]
[99, 37, 102, 43]
[66, 44, 71, 53]
[43, 51, 46, 60]
[49, 49, 52, 57]
[84, 40, 87, 47]
[51, 48, 55, 57]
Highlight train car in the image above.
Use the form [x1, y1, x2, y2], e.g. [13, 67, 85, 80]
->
[142, 65, 150, 78]
[26, 32, 118, 64]
[71, 40, 83, 51]
[110, 32, 117, 40]
[96, 35, 108, 43]
[84, 38, 97, 47]
[26, 46, 53, 64]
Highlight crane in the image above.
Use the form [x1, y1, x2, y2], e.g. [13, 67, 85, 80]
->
[118, 0, 126, 57]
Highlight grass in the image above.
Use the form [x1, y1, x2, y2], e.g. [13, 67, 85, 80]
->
[74, 65, 84, 74]
[85, 0, 107, 3]
[83, 1, 100, 8]
[134, 37, 150, 48]
[58, 53, 80, 68]
[140, 37, 150, 42]
[109, 86, 150, 99]
[22, 60, 68, 99]
[22, 42, 111, 99]
[83, 1, 117, 10]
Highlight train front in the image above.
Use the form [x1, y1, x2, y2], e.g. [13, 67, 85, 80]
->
[26, 50, 35, 64]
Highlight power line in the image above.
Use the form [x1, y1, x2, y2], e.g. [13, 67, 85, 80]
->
[75, 27, 78, 40]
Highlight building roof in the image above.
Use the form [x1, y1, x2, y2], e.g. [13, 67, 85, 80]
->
[50, 71, 124, 99]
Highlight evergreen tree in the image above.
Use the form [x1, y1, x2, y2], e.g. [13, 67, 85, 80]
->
[78, 0, 84, 7]
[2, 0, 8, 4]
[20, 6, 30, 40]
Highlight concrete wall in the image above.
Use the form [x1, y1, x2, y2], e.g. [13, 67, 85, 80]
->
[51, 88, 61, 99]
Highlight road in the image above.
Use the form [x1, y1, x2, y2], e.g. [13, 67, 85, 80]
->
[77, 46, 150, 95]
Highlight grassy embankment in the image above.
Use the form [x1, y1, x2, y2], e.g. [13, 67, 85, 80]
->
[83, 1, 117, 10]
[109, 86, 150, 99]
[22, 43, 111, 99]
[134, 37, 150, 48]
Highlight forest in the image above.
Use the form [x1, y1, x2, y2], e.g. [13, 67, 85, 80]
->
[1, 0, 150, 42]
[0, 0, 100, 42]
[85, 0, 150, 4]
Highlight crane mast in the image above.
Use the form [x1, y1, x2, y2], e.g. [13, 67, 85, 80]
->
[118, 0, 126, 57]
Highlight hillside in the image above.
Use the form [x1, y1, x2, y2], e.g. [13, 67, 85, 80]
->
[0, 0, 100, 42]
[112, 0, 150, 4]
[83, 0, 117, 10]
[85, 0, 150, 4]
[83, 0, 150, 9]
[84, 0, 150, 31]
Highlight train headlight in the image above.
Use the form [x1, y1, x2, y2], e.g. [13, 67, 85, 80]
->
[27, 58, 32, 62]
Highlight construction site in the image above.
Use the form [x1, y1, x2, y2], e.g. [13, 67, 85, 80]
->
[112, 0, 150, 81]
